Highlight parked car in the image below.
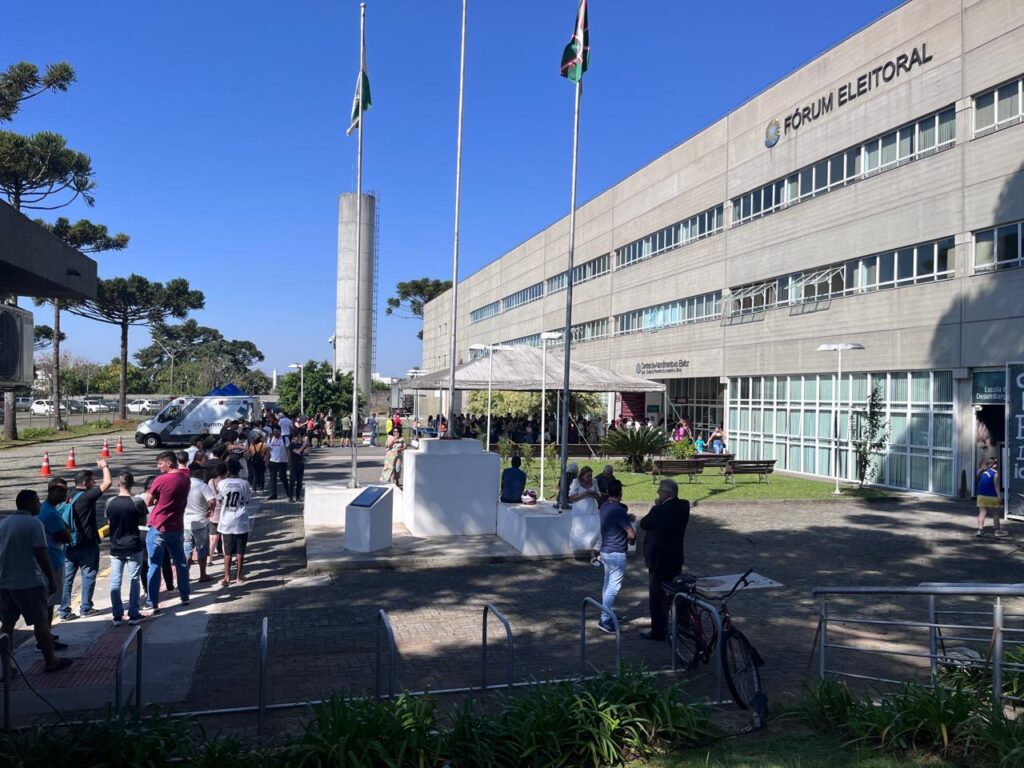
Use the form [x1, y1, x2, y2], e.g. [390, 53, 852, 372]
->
[15, 397, 32, 411]
[83, 399, 112, 413]
[127, 399, 161, 415]
[66, 400, 87, 413]
[30, 399, 68, 416]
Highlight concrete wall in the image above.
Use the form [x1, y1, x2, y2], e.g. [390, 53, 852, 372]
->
[336, 193, 376, 402]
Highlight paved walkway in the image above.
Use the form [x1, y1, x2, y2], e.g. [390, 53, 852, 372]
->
[2, 433, 1021, 729]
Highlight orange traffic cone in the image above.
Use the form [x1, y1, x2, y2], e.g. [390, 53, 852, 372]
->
[40, 452, 52, 477]
[65, 446, 77, 469]
[115, 436, 124, 454]
[101, 439, 111, 458]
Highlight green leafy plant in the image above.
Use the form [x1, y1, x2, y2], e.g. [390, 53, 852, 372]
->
[601, 428, 668, 472]
[852, 382, 890, 487]
[497, 434, 516, 465]
[519, 443, 536, 486]
[667, 438, 696, 460]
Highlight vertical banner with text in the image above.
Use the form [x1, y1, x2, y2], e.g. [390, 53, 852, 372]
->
[1007, 362, 1024, 520]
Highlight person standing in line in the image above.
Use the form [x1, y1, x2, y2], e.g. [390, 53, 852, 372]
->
[184, 462, 215, 582]
[265, 425, 289, 500]
[278, 412, 292, 440]
[287, 429, 310, 502]
[639, 478, 690, 641]
[596, 479, 636, 634]
[60, 459, 112, 621]
[1, 490, 71, 674]
[976, 458, 1006, 537]
[248, 435, 268, 495]
[368, 412, 378, 446]
[143, 451, 191, 615]
[216, 460, 252, 585]
[105, 472, 147, 625]
[36, 478, 70, 650]
[205, 463, 228, 571]
[325, 415, 335, 448]
[341, 413, 352, 448]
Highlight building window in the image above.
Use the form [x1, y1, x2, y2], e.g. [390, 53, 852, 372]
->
[548, 318, 609, 346]
[614, 291, 722, 335]
[728, 237, 954, 317]
[974, 76, 1024, 137]
[731, 105, 956, 227]
[501, 281, 544, 312]
[614, 204, 724, 270]
[546, 253, 611, 295]
[727, 370, 954, 494]
[469, 301, 500, 324]
[502, 333, 541, 348]
[975, 220, 1023, 272]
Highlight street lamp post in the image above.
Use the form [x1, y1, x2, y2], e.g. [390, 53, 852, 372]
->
[151, 336, 179, 398]
[288, 363, 305, 416]
[468, 343, 512, 453]
[538, 331, 563, 500]
[816, 342, 865, 495]
[328, 335, 337, 383]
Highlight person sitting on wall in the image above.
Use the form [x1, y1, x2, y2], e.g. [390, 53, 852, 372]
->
[500, 456, 527, 503]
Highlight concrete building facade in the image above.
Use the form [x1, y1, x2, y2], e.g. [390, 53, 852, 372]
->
[421, 0, 1024, 496]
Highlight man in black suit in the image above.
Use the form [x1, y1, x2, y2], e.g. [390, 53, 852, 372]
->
[638, 478, 690, 640]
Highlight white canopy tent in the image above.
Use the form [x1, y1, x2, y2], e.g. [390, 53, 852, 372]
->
[398, 346, 665, 393]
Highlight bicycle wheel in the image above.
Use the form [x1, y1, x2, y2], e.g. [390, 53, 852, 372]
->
[720, 628, 763, 709]
[673, 603, 717, 670]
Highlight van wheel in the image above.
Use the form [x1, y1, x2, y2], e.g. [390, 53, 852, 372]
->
[144, 434, 161, 449]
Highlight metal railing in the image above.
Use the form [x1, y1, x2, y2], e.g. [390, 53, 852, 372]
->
[113, 625, 143, 716]
[257, 617, 269, 740]
[813, 583, 1024, 713]
[375, 609, 397, 699]
[668, 591, 726, 704]
[579, 597, 621, 676]
[482, 603, 514, 690]
[1, 633, 10, 730]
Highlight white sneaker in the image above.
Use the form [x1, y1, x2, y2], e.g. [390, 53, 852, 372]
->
[994, 529, 1010, 537]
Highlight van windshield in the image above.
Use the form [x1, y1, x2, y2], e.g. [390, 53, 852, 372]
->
[157, 403, 183, 423]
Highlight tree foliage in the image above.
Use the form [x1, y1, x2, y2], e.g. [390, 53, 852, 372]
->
[601, 428, 669, 473]
[32, 324, 63, 352]
[852, 383, 891, 487]
[0, 130, 95, 210]
[0, 61, 75, 123]
[65, 275, 205, 418]
[463, 390, 603, 419]
[385, 277, 452, 339]
[276, 360, 357, 417]
[90, 358, 148, 396]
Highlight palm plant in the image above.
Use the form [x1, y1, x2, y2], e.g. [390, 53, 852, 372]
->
[601, 427, 668, 472]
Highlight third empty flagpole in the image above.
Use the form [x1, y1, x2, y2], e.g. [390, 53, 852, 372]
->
[347, 2, 371, 487]
[557, 0, 589, 509]
[445, 0, 468, 436]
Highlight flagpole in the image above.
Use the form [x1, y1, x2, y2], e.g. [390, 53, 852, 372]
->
[444, 0, 468, 437]
[557, 77, 582, 510]
[348, 1, 366, 488]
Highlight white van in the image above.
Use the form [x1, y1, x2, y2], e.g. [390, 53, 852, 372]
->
[135, 395, 260, 449]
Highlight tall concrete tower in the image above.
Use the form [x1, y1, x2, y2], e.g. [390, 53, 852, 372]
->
[336, 192, 376, 402]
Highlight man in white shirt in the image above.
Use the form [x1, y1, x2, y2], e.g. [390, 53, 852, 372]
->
[216, 460, 252, 585]
[266, 425, 289, 500]
[184, 465, 216, 582]
[278, 413, 292, 439]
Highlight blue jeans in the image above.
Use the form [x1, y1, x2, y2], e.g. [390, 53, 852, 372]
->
[600, 551, 628, 625]
[61, 542, 99, 618]
[146, 529, 189, 609]
[110, 551, 144, 620]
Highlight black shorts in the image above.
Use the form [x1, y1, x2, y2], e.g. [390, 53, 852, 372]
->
[222, 533, 249, 556]
[0, 586, 49, 627]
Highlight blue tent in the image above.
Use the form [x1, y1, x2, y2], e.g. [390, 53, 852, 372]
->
[206, 383, 246, 397]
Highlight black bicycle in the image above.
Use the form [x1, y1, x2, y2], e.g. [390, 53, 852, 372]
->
[664, 568, 765, 710]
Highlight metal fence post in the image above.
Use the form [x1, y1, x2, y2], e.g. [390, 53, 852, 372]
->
[113, 626, 141, 716]
[134, 626, 143, 716]
[818, 596, 828, 680]
[481, 604, 514, 691]
[257, 616, 268, 741]
[375, 610, 396, 699]
[993, 597, 1004, 715]
[927, 595, 937, 687]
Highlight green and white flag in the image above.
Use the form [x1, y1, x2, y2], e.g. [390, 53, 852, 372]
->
[559, 0, 589, 83]
[346, 65, 371, 136]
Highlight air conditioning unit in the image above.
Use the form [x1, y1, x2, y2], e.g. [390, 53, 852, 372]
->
[0, 305, 34, 389]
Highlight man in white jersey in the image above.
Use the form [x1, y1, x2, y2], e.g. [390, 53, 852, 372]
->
[216, 459, 252, 585]
[184, 461, 215, 582]
[265, 425, 289, 500]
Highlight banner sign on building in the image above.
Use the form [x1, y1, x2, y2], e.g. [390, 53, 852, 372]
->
[973, 370, 1006, 404]
[1007, 362, 1024, 520]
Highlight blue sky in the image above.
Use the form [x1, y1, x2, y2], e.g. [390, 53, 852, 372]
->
[4, 0, 901, 380]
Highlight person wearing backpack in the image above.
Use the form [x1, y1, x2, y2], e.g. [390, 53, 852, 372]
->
[59, 459, 112, 621]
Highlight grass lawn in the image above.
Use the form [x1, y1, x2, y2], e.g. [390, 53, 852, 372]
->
[614, 471, 890, 504]
[0, 419, 128, 449]
[638, 728, 956, 767]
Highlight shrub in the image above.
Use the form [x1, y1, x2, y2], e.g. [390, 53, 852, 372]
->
[17, 427, 56, 440]
[601, 428, 668, 473]
[667, 438, 696, 460]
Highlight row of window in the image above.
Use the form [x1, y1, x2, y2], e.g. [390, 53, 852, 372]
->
[729, 236, 954, 316]
[546, 253, 611, 295]
[729, 371, 954, 407]
[974, 76, 1024, 136]
[615, 291, 723, 335]
[469, 301, 500, 324]
[501, 281, 543, 312]
[732, 106, 955, 226]
[975, 218, 1024, 271]
[615, 205, 724, 269]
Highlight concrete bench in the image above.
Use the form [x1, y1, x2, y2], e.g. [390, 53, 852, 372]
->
[651, 458, 705, 483]
[722, 459, 777, 483]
